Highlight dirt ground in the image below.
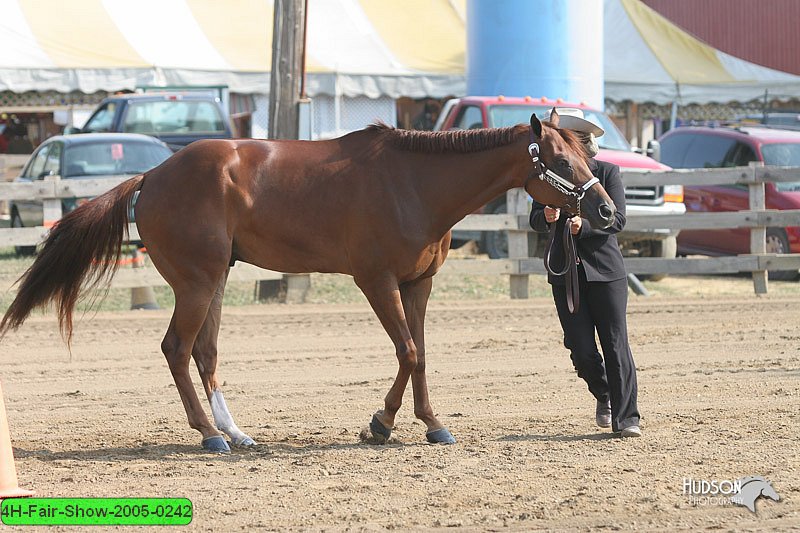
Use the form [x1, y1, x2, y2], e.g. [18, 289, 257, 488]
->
[1, 282, 798, 531]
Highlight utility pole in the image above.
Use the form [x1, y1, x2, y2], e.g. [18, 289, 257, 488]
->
[259, 0, 310, 303]
[268, 0, 307, 140]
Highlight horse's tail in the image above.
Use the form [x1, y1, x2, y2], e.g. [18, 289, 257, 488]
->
[0, 175, 145, 344]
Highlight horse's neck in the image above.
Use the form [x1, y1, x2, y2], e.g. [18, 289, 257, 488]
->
[413, 142, 526, 235]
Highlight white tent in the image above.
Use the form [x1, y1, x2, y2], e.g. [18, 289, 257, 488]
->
[604, 0, 800, 105]
[0, 0, 464, 98]
[2, 0, 800, 134]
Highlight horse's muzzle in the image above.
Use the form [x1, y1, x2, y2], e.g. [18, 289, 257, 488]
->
[597, 202, 616, 229]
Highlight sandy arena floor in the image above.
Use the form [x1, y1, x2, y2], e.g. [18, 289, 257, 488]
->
[1, 290, 798, 531]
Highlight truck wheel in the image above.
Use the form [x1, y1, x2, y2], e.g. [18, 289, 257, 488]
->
[637, 236, 676, 282]
[766, 228, 798, 281]
[481, 201, 508, 259]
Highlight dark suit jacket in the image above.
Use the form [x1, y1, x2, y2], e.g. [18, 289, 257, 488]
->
[530, 159, 627, 284]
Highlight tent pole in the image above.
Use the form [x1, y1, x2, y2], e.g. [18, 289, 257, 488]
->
[334, 75, 341, 136]
[669, 100, 678, 130]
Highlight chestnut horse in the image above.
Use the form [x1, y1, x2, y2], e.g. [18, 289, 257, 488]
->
[0, 112, 615, 452]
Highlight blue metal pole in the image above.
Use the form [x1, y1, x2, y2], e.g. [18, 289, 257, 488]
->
[466, 0, 604, 109]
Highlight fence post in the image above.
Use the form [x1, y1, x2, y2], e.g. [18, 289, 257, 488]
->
[506, 188, 530, 299]
[749, 162, 768, 294]
[42, 174, 62, 229]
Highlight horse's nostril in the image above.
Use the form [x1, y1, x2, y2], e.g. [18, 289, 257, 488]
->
[599, 203, 614, 220]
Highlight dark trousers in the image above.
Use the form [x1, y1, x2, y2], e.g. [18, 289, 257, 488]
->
[551, 270, 640, 432]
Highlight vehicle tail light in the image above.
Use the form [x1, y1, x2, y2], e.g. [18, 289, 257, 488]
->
[664, 184, 684, 203]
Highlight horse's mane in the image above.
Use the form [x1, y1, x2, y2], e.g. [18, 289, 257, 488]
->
[367, 122, 588, 160]
[554, 125, 590, 160]
[367, 123, 526, 154]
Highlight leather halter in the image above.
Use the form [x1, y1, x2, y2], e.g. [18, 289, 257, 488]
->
[527, 126, 598, 314]
[526, 134, 599, 219]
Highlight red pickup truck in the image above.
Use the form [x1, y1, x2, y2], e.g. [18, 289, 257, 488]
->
[434, 96, 684, 275]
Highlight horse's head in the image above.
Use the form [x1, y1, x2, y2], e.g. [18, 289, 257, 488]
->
[524, 111, 616, 230]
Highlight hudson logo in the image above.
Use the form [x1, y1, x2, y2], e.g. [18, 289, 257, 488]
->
[683, 477, 780, 512]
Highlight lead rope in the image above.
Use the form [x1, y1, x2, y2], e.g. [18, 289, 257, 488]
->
[528, 139, 590, 314]
[544, 218, 581, 314]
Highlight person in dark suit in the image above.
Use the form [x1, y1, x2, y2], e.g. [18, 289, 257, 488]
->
[530, 108, 641, 437]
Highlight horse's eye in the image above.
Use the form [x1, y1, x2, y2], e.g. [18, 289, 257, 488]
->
[558, 159, 571, 170]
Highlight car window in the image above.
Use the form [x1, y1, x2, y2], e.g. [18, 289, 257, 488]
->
[83, 102, 117, 133]
[453, 105, 483, 129]
[23, 145, 50, 179]
[659, 133, 695, 168]
[716, 142, 756, 190]
[578, 109, 631, 152]
[761, 143, 800, 166]
[762, 143, 800, 191]
[488, 105, 536, 129]
[682, 135, 737, 168]
[728, 142, 757, 167]
[63, 141, 172, 177]
[123, 101, 226, 134]
[42, 142, 62, 176]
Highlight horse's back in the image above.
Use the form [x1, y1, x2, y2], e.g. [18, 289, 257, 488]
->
[134, 131, 436, 276]
[135, 136, 368, 274]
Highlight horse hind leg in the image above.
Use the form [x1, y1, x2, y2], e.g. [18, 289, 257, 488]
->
[355, 275, 419, 443]
[193, 268, 256, 449]
[160, 283, 229, 452]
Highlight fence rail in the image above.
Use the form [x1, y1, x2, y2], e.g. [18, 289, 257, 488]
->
[0, 163, 798, 299]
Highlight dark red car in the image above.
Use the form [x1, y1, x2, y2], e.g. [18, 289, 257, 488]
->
[659, 125, 800, 279]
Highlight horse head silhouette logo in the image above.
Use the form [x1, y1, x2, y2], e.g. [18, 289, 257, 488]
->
[729, 477, 780, 513]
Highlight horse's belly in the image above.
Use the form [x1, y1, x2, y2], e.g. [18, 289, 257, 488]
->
[233, 218, 350, 275]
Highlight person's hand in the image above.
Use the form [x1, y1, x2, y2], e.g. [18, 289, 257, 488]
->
[568, 216, 583, 235]
[544, 206, 560, 223]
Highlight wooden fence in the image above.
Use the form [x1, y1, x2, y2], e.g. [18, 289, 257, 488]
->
[0, 163, 798, 300]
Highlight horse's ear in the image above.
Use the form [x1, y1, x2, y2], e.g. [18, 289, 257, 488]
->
[530, 114, 543, 139]
[549, 107, 560, 127]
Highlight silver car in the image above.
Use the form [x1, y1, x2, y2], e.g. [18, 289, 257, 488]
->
[10, 133, 172, 255]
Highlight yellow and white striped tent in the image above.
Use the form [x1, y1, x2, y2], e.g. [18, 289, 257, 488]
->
[606, 0, 800, 104]
[1, 0, 799, 105]
[0, 0, 465, 98]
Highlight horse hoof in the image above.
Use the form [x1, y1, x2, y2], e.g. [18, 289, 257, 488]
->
[369, 414, 392, 442]
[426, 428, 456, 445]
[202, 435, 231, 453]
[234, 436, 257, 447]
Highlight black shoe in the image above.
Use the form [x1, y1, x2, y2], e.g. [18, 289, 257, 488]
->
[595, 400, 612, 428]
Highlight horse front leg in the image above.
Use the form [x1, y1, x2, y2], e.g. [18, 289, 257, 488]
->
[193, 268, 256, 449]
[401, 276, 455, 444]
[355, 275, 417, 443]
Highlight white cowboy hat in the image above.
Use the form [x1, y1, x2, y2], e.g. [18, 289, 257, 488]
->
[551, 108, 605, 138]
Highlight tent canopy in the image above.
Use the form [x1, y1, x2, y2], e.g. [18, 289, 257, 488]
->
[1, 0, 799, 104]
[605, 0, 800, 104]
[0, 0, 466, 98]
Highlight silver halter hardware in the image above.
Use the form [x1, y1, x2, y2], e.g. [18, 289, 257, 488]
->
[528, 141, 599, 218]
